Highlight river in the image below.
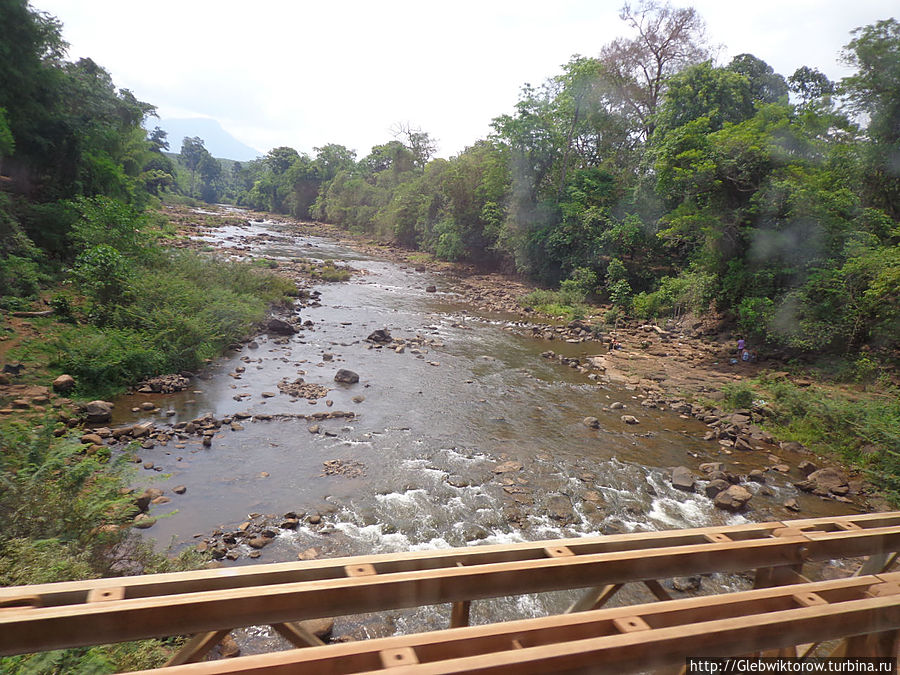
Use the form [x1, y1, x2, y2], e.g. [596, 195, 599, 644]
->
[109, 212, 854, 647]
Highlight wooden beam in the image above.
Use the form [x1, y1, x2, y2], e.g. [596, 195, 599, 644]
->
[127, 574, 900, 674]
[4, 526, 900, 655]
[567, 583, 623, 613]
[5, 513, 895, 612]
[163, 630, 230, 667]
[270, 622, 325, 648]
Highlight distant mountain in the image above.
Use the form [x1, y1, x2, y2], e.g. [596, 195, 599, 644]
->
[154, 118, 261, 162]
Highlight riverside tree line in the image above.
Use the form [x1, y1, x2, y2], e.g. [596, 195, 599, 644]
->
[181, 4, 898, 363]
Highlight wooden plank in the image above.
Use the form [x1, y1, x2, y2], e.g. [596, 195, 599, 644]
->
[566, 583, 623, 613]
[450, 601, 471, 629]
[163, 630, 230, 667]
[271, 622, 325, 647]
[3, 513, 896, 611]
[5, 529, 900, 655]
[642, 580, 673, 602]
[126, 577, 900, 674]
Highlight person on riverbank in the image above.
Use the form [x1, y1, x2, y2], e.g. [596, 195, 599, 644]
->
[737, 336, 745, 354]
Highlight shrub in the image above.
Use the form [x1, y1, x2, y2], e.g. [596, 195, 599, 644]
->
[721, 382, 755, 410]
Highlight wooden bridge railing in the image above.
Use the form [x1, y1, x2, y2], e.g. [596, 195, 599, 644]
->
[1, 511, 899, 672]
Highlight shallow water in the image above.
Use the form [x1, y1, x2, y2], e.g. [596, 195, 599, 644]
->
[111, 215, 856, 644]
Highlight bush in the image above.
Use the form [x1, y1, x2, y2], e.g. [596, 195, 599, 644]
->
[721, 382, 756, 410]
[0, 253, 46, 303]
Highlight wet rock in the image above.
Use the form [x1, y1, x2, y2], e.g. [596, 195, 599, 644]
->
[699, 462, 724, 474]
[714, 485, 753, 511]
[493, 460, 523, 473]
[308, 514, 322, 525]
[795, 467, 849, 497]
[300, 617, 334, 640]
[425, 285, 437, 293]
[141, 374, 190, 393]
[81, 433, 103, 446]
[784, 498, 801, 512]
[609, 401, 625, 410]
[266, 317, 298, 335]
[582, 416, 600, 429]
[748, 469, 766, 483]
[248, 536, 273, 549]
[620, 415, 640, 425]
[797, 460, 818, 476]
[133, 514, 156, 529]
[334, 369, 359, 384]
[173, 485, 187, 494]
[671, 466, 696, 492]
[52, 374, 76, 393]
[546, 494, 575, 523]
[219, 634, 241, 658]
[298, 547, 319, 560]
[366, 329, 392, 343]
[780, 440, 806, 453]
[672, 575, 702, 592]
[83, 400, 114, 424]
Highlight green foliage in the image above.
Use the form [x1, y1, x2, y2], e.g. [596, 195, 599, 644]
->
[520, 287, 588, 320]
[721, 382, 755, 410]
[763, 381, 900, 499]
[0, 254, 46, 305]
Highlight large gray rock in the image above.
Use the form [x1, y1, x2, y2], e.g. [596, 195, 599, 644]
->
[714, 485, 753, 511]
[671, 466, 695, 492]
[334, 369, 359, 384]
[83, 400, 114, 424]
[265, 317, 298, 335]
[366, 329, 392, 343]
[704, 479, 730, 499]
[795, 467, 849, 496]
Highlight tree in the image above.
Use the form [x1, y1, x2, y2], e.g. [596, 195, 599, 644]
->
[727, 54, 788, 104]
[787, 66, 834, 104]
[840, 18, 900, 218]
[600, 0, 712, 139]
[180, 136, 209, 197]
[391, 123, 437, 168]
[264, 146, 299, 175]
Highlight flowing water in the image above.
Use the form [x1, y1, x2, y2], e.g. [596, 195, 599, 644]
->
[111, 213, 856, 647]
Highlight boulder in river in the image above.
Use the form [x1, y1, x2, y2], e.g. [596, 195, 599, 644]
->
[582, 416, 600, 429]
[794, 467, 849, 497]
[366, 329, 392, 343]
[714, 485, 753, 511]
[265, 317, 298, 335]
[671, 466, 695, 492]
[334, 369, 359, 384]
[83, 400, 114, 424]
[620, 415, 640, 425]
[704, 479, 730, 499]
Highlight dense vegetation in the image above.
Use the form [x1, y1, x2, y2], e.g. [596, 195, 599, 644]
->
[211, 5, 899, 367]
[0, 3, 294, 670]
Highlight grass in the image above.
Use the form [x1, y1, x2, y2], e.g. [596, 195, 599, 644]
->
[718, 373, 900, 504]
[0, 418, 206, 672]
[519, 288, 589, 321]
[16, 250, 296, 399]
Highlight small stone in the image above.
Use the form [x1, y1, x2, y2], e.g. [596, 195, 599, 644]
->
[609, 401, 625, 410]
[298, 547, 319, 560]
[140, 401, 155, 411]
[784, 498, 801, 512]
[583, 416, 600, 429]
[173, 485, 187, 494]
[620, 415, 639, 425]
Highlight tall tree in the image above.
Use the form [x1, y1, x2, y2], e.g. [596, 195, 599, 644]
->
[600, 0, 711, 139]
[180, 136, 209, 197]
[840, 18, 900, 218]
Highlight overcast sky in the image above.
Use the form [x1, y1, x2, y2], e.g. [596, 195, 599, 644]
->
[30, 0, 897, 159]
